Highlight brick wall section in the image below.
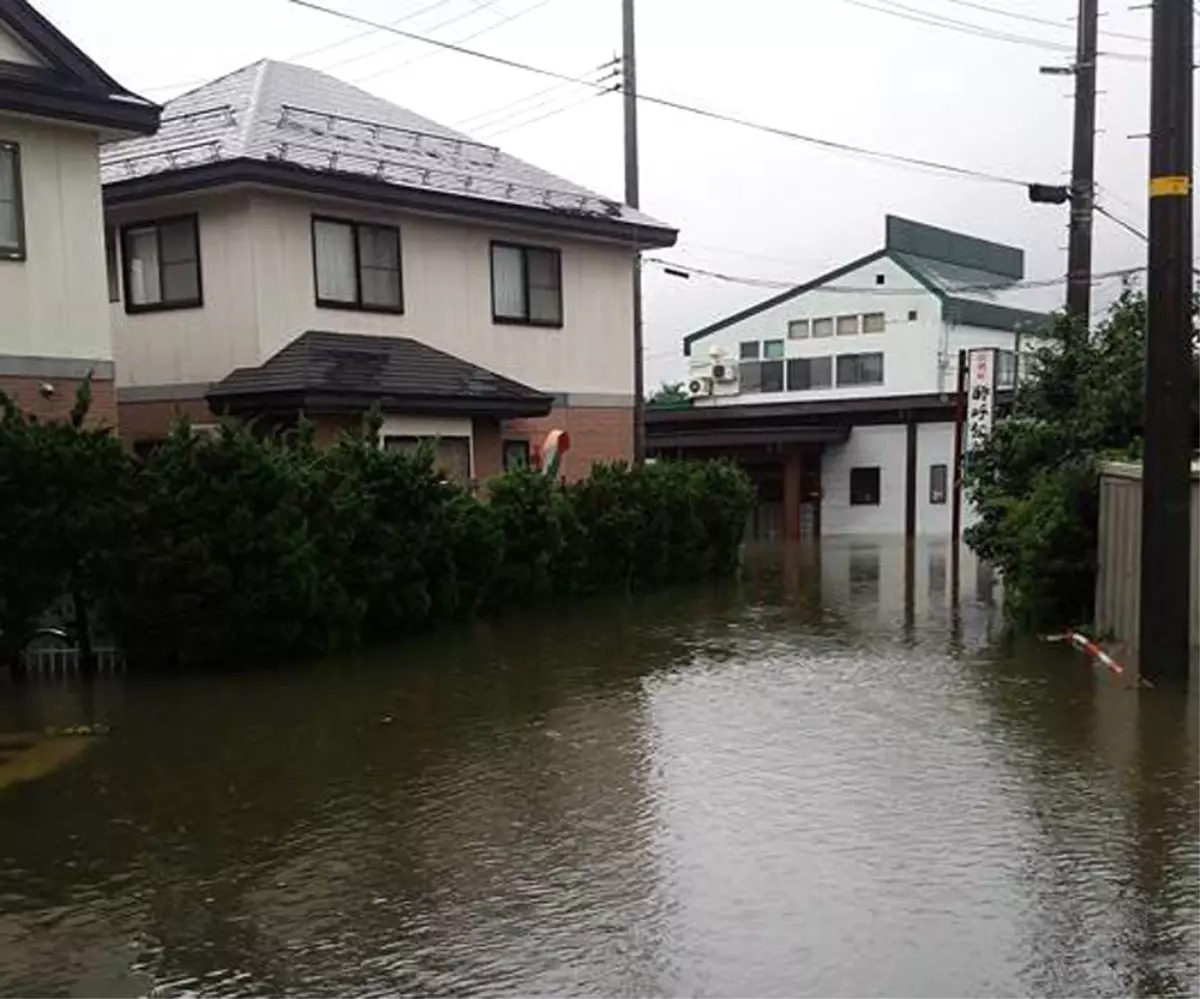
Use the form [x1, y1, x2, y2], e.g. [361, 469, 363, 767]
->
[117, 396, 216, 446]
[503, 405, 633, 481]
[0, 375, 118, 431]
[473, 418, 503, 479]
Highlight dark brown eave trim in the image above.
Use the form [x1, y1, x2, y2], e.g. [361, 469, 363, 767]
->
[103, 158, 678, 249]
[207, 387, 555, 421]
[645, 390, 1015, 432]
[0, 76, 160, 135]
[650, 424, 851, 449]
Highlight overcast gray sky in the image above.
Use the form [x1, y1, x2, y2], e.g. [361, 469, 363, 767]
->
[40, 0, 1171, 386]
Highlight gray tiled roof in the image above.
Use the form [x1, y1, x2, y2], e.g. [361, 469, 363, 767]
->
[208, 330, 553, 418]
[101, 59, 665, 231]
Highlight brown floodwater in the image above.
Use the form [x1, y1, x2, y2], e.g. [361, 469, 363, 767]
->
[0, 540, 1196, 998]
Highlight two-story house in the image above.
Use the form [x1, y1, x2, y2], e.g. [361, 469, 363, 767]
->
[100, 59, 677, 479]
[0, 0, 158, 426]
[647, 216, 1053, 539]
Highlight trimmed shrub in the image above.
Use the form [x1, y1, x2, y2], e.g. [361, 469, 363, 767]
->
[0, 399, 754, 670]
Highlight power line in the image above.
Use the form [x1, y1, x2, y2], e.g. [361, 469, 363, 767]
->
[481, 86, 619, 137]
[839, 0, 1150, 62]
[931, 0, 1149, 43]
[353, 0, 562, 83]
[294, 0, 461, 63]
[139, 0, 464, 95]
[324, 0, 507, 73]
[474, 75, 616, 134]
[287, 0, 1036, 187]
[645, 255, 1145, 292]
[1095, 203, 1148, 242]
[455, 76, 588, 127]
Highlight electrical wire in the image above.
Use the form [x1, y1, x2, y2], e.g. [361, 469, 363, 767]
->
[288, 0, 1038, 188]
[455, 75, 593, 127]
[838, 0, 1150, 63]
[292, 0, 461, 63]
[353, 0, 562, 83]
[140, 0, 463, 95]
[931, 0, 1149, 44]
[471, 73, 615, 133]
[324, 0, 507, 73]
[1095, 203, 1148, 242]
[480, 86, 619, 137]
[645, 256, 1145, 293]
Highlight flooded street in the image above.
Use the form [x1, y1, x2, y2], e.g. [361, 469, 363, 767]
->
[0, 540, 1196, 998]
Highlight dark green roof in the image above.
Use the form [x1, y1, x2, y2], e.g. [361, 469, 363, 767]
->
[682, 217, 1051, 354]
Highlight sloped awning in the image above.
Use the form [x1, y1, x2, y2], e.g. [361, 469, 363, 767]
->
[207, 331, 554, 420]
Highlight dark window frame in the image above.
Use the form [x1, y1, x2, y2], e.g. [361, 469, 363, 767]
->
[759, 358, 784, 393]
[120, 212, 203, 314]
[311, 215, 404, 315]
[849, 466, 881, 506]
[489, 240, 563, 328]
[739, 341, 761, 360]
[0, 140, 26, 262]
[836, 351, 885, 387]
[786, 356, 833, 392]
[929, 463, 948, 505]
[502, 438, 531, 471]
[105, 225, 120, 303]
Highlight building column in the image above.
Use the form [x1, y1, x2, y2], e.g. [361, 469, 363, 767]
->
[904, 418, 918, 541]
[783, 449, 803, 541]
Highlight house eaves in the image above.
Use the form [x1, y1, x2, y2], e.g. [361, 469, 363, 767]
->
[0, 0, 159, 136]
[100, 59, 676, 250]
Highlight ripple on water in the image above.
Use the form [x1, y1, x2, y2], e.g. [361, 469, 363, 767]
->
[0, 542, 1195, 998]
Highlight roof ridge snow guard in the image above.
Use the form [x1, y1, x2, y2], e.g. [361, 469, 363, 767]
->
[885, 215, 1023, 279]
[266, 140, 624, 217]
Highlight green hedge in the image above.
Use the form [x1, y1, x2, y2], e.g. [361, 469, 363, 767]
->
[0, 398, 754, 670]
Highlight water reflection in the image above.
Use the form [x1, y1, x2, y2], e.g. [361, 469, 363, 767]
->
[0, 541, 1194, 997]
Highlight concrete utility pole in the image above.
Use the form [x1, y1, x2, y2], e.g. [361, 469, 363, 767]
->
[1065, 0, 1098, 321]
[1138, 0, 1193, 684]
[622, 0, 645, 464]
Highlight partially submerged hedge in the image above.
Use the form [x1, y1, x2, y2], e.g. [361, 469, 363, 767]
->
[0, 398, 754, 669]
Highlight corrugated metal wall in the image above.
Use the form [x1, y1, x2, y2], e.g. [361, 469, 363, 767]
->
[1095, 462, 1200, 659]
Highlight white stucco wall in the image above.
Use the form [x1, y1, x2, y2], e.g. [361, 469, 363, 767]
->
[819, 420, 978, 537]
[108, 189, 637, 397]
[0, 22, 42, 65]
[109, 193, 258, 386]
[916, 422, 955, 535]
[820, 425, 908, 535]
[689, 256, 944, 404]
[0, 114, 111, 362]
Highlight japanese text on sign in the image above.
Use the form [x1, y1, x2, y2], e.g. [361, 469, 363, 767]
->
[965, 348, 995, 452]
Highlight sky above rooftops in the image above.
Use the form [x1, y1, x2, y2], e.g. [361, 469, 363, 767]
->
[37, 0, 1165, 386]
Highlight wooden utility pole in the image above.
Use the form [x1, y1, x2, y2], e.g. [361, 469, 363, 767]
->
[1138, 0, 1194, 683]
[1065, 0, 1098, 321]
[622, 0, 645, 463]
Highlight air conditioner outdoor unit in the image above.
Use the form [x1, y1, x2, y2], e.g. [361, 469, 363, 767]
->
[711, 361, 738, 383]
[687, 376, 713, 398]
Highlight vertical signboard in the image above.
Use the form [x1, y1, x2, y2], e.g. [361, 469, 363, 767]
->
[965, 348, 996, 452]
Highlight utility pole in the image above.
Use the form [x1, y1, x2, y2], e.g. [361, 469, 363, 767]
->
[1066, 0, 1098, 321]
[1029, 0, 1097, 322]
[1138, 0, 1193, 685]
[622, 0, 645, 464]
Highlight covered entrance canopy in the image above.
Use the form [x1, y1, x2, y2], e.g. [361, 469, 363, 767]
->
[646, 392, 985, 542]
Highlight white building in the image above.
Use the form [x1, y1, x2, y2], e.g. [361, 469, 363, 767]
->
[647, 216, 1053, 538]
[0, 0, 158, 426]
[100, 59, 676, 478]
